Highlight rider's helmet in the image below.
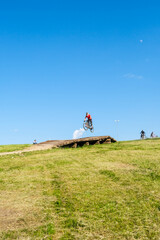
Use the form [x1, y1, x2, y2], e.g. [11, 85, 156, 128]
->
[86, 112, 89, 116]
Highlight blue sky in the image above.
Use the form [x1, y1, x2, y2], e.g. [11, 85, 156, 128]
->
[0, 0, 160, 144]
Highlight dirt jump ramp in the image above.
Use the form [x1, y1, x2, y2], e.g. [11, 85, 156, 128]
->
[38, 136, 117, 149]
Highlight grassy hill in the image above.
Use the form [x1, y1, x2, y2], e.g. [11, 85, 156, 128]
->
[0, 139, 160, 239]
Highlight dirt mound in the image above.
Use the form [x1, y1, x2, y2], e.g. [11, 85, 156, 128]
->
[38, 136, 117, 148]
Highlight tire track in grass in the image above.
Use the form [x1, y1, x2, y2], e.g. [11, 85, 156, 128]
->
[51, 174, 85, 240]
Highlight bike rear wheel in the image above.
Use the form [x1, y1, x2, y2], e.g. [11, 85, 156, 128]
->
[90, 126, 94, 133]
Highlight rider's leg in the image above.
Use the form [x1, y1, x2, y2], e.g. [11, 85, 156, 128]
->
[89, 119, 93, 128]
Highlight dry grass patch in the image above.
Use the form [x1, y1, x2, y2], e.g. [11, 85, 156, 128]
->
[0, 190, 42, 231]
[97, 161, 136, 171]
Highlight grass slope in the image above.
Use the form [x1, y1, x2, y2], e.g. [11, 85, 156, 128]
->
[0, 144, 31, 153]
[0, 139, 160, 239]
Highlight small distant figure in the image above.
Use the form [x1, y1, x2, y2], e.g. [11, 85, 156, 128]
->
[33, 139, 37, 144]
[140, 130, 146, 140]
[150, 132, 158, 138]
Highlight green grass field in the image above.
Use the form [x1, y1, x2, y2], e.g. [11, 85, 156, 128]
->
[0, 139, 160, 239]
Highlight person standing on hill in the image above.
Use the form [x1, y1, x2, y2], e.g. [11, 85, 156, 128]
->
[84, 112, 93, 128]
[140, 130, 145, 139]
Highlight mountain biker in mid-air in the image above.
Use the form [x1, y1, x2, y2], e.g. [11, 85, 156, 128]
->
[84, 112, 93, 129]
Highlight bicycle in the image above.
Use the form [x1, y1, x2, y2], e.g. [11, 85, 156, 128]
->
[83, 120, 94, 133]
[140, 133, 146, 140]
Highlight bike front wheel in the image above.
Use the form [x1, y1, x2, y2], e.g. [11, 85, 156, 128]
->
[83, 122, 88, 131]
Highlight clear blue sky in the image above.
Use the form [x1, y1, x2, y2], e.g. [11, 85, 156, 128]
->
[0, 0, 160, 144]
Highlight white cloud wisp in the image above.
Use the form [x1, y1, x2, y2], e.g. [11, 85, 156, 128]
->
[73, 128, 85, 139]
[123, 73, 143, 80]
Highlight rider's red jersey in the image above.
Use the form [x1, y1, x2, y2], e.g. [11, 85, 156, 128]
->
[86, 114, 92, 120]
